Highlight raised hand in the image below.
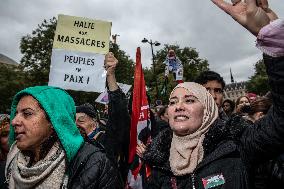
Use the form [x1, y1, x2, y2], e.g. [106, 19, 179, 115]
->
[104, 52, 118, 76]
[211, 0, 278, 36]
[104, 52, 119, 91]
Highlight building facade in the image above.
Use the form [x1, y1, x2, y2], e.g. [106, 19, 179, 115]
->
[224, 81, 247, 102]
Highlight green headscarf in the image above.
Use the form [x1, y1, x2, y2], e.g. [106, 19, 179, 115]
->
[9, 86, 84, 162]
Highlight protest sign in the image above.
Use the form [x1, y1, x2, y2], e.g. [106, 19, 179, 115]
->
[48, 14, 111, 92]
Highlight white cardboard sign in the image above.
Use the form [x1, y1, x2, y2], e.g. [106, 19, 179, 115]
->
[48, 14, 111, 92]
[48, 49, 106, 92]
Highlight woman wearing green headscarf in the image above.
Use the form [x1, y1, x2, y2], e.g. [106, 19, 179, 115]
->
[5, 86, 122, 188]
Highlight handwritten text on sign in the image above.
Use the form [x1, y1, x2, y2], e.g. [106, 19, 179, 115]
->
[48, 15, 111, 92]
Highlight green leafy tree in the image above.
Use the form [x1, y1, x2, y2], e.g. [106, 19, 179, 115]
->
[0, 64, 25, 113]
[144, 45, 209, 104]
[109, 43, 134, 85]
[20, 17, 57, 86]
[246, 59, 270, 95]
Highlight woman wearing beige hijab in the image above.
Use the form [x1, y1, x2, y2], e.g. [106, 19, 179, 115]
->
[143, 0, 284, 188]
[144, 80, 284, 188]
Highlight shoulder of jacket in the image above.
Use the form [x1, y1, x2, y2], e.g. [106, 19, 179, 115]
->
[203, 116, 250, 155]
[80, 141, 106, 156]
[143, 128, 172, 170]
[69, 142, 109, 176]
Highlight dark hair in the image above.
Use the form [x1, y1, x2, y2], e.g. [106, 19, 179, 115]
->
[248, 97, 272, 116]
[222, 99, 235, 109]
[76, 103, 98, 120]
[157, 106, 168, 118]
[194, 71, 225, 89]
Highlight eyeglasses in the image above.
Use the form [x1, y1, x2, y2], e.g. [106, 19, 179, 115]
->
[205, 87, 223, 95]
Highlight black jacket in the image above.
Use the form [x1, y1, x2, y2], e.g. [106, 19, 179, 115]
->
[93, 89, 130, 183]
[254, 154, 284, 189]
[143, 55, 284, 189]
[0, 160, 8, 189]
[67, 142, 123, 189]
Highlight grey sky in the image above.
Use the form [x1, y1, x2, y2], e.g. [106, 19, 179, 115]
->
[0, 0, 283, 84]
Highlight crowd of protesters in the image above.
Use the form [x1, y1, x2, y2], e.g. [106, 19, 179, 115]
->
[1, 0, 284, 188]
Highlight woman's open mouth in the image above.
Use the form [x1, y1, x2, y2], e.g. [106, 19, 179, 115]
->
[174, 115, 189, 121]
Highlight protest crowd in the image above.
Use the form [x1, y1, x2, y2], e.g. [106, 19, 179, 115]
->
[1, 0, 284, 188]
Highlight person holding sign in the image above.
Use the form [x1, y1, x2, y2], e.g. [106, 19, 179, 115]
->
[143, 0, 284, 188]
[5, 86, 122, 189]
[76, 52, 131, 184]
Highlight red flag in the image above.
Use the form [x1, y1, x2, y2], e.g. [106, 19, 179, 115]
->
[128, 47, 149, 163]
[127, 47, 151, 189]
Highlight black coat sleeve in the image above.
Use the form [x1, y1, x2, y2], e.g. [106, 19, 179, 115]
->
[98, 88, 130, 183]
[68, 142, 123, 189]
[98, 89, 130, 161]
[240, 55, 284, 164]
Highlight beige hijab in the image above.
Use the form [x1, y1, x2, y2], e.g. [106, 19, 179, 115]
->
[169, 82, 218, 176]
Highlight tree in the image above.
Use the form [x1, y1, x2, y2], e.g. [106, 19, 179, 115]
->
[20, 17, 57, 86]
[246, 59, 270, 96]
[109, 43, 134, 85]
[144, 45, 209, 105]
[19, 18, 134, 108]
[0, 17, 56, 112]
[0, 64, 25, 113]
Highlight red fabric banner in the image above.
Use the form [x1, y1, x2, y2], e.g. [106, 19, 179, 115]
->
[128, 47, 149, 163]
[127, 47, 151, 189]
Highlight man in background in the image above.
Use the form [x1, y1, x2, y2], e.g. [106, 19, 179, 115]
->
[195, 70, 228, 121]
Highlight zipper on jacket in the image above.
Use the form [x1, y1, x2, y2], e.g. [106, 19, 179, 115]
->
[191, 173, 196, 189]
